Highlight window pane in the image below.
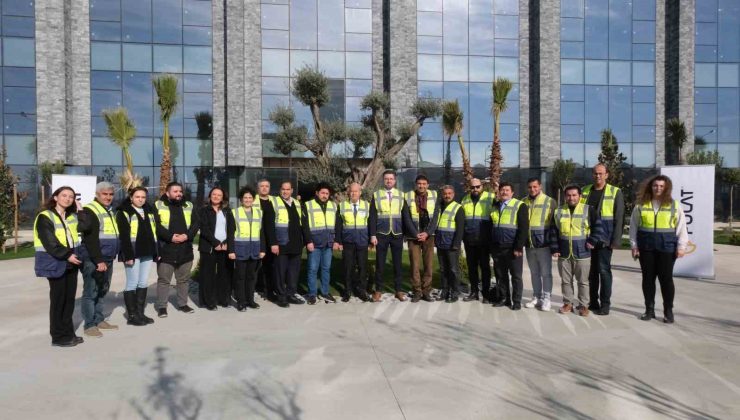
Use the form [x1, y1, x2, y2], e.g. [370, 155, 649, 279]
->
[695, 22, 717, 46]
[418, 36, 443, 54]
[129, 137, 154, 166]
[345, 52, 371, 79]
[561, 41, 584, 59]
[695, 63, 717, 87]
[418, 0, 443, 12]
[561, 85, 584, 101]
[184, 74, 212, 93]
[562, 125, 584, 142]
[609, 86, 631, 141]
[290, 0, 317, 49]
[469, 9, 494, 56]
[153, 45, 183, 73]
[184, 93, 212, 117]
[469, 56, 493, 82]
[262, 29, 289, 49]
[418, 142, 442, 167]
[3, 38, 35, 67]
[695, 103, 718, 127]
[443, 0, 468, 55]
[584, 60, 607, 85]
[3, 67, 35, 87]
[345, 79, 372, 97]
[319, 51, 345, 78]
[633, 125, 656, 142]
[418, 55, 442, 81]
[561, 59, 583, 84]
[494, 15, 518, 39]
[345, 8, 372, 34]
[183, 0, 212, 26]
[261, 4, 289, 30]
[494, 0, 518, 15]
[346, 33, 372, 51]
[122, 0, 152, 43]
[718, 88, 740, 142]
[494, 39, 518, 57]
[184, 139, 212, 166]
[4, 114, 36, 134]
[561, 101, 584, 125]
[633, 0, 656, 20]
[153, 0, 183, 44]
[93, 137, 123, 165]
[562, 143, 584, 166]
[90, 0, 121, 21]
[290, 50, 317, 75]
[633, 103, 656, 126]
[262, 77, 290, 95]
[562, 0, 584, 18]
[418, 81, 443, 97]
[4, 136, 36, 164]
[90, 21, 121, 42]
[184, 46, 211, 74]
[632, 21, 655, 44]
[718, 64, 739, 87]
[184, 26, 212, 46]
[585, 86, 608, 141]
[632, 62, 655, 86]
[123, 72, 154, 137]
[608, 0, 631, 60]
[418, 12, 443, 36]
[632, 143, 655, 167]
[123, 44, 152, 72]
[494, 57, 518, 82]
[718, 144, 740, 167]
[584, 143, 600, 167]
[262, 49, 289, 77]
[318, 0, 344, 50]
[91, 89, 121, 115]
[609, 61, 631, 85]
[444, 55, 468, 82]
[632, 44, 655, 61]
[632, 87, 655, 103]
[561, 18, 584, 42]
[501, 142, 519, 167]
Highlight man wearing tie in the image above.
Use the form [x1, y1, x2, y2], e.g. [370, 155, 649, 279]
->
[334, 182, 371, 302]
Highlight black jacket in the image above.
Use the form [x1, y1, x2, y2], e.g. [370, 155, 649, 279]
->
[197, 205, 236, 254]
[155, 195, 200, 265]
[368, 198, 418, 238]
[490, 200, 530, 251]
[116, 199, 158, 261]
[263, 197, 311, 255]
[36, 209, 75, 262]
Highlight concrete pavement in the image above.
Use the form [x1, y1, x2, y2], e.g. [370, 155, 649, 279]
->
[0, 247, 739, 419]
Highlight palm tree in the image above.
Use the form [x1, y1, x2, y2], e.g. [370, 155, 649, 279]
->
[442, 100, 473, 191]
[666, 117, 688, 164]
[490, 77, 512, 191]
[153, 74, 179, 194]
[102, 107, 142, 191]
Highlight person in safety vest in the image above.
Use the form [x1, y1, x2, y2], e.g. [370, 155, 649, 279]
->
[116, 186, 158, 326]
[197, 187, 236, 310]
[369, 170, 417, 302]
[522, 177, 557, 311]
[303, 182, 337, 305]
[78, 182, 120, 338]
[490, 182, 529, 310]
[629, 175, 688, 324]
[461, 178, 495, 303]
[581, 163, 625, 316]
[552, 185, 604, 317]
[334, 182, 371, 302]
[434, 185, 464, 302]
[154, 182, 200, 318]
[255, 179, 277, 301]
[264, 180, 312, 307]
[232, 186, 266, 311]
[406, 174, 440, 303]
[34, 186, 84, 347]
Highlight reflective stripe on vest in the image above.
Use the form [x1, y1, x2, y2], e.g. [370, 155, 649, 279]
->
[340, 200, 369, 245]
[490, 198, 522, 246]
[554, 203, 591, 259]
[33, 210, 80, 251]
[234, 206, 262, 240]
[636, 200, 679, 252]
[405, 190, 437, 224]
[306, 200, 336, 232]
[523, 193, 555, 247]
[84, 200, 119, 239]
[374, 188, 404, 235]
[435, 202, 461, 249]
[273, 197, 301, 246]
[581, 184, 619, 220]
[155, 200, 193, 229]
[127, 211, 158, 243]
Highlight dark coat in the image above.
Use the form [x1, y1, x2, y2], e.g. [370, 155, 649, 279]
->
[197, 205, 236, 254]
[155, 195, 200, 265]
[116, 199, 158, 261]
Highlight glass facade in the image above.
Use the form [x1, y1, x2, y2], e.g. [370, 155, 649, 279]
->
[89, 0, 213, 185]
[560, 0, 656, 167]
[695, 0, 740, 167]
[416, 0, 520, 168]
[260, 0, 374, 159]
[1, 0, 37, 167]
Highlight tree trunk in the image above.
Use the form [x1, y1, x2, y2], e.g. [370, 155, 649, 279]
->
[489, 114, 503, 191]
[458, 133, 474, 192]
[159, 123, 171, 195]
[444, 134, 452, 185]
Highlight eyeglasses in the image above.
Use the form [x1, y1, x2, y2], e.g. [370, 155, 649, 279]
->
[471, 185, 482, 189]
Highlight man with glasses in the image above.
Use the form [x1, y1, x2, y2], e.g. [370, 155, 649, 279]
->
[581, 164, 624, 316]
[461, 179, 495, 302]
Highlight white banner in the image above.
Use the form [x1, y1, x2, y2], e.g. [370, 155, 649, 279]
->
[660, 165, 715, 278]
[51, 175, 98, 209]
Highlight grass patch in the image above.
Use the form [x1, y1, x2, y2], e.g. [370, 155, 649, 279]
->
[714, 230, 740, 246]
[0, 242, 34, 260]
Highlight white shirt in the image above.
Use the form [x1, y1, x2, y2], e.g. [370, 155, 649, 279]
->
[214, 210, 227, 242]
[629, 199, 689, 251]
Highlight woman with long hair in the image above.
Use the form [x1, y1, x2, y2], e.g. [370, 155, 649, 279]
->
[116, 186, 158, 326]
[197, 187, 236, 309]
[629, 175, 689, 324]
[232, 186, 266, 311]
[33, 186, 84, 347]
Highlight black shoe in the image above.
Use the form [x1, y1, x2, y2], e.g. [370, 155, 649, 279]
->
[219, 303, 229, 308]
[511, 302, 521, 311]
[177, 305, 195, 314]
[421, 294, 434, 302]
[411, 294, 421, 303]
[492, 300, 508, 307]
[663, 308, 674, 324]
[157, 307, 168, 318]
[357, 292, 370, 302]
[276, 300, 290, 308]
[463, 293, 479, 302]
[247, 301, 261, 309]
[588, 304, 601, 312]
[448, 294, 458, 303]
[640, 309, 656, 321]
[206, 305, 218, 311]
[481, 297, 490, 304]
[341, 295, 351, 303]
[52, 339, 77, 347]
[135, 287, 155, 324]
[236, 304, 247, 312]
[596, 307, 610, 316]
[321, 293, 336, 303]
[72, 336, 84, 344]
[124, 290, 147, 326]
[287, 296, 305, 305]
[307, 295, 317, 305]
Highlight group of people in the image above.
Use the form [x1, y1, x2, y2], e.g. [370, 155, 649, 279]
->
[33, 165, 688, 348]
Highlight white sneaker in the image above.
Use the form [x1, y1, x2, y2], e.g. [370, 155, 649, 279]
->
[540, 298, 551, 311]
[524, 297, 539, 309]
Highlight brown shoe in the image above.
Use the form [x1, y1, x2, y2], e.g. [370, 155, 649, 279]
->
[558, 303, 573, 314]
[577, 305, 590, 317]
[372, 291, 382, 302]
[84, 327, 103, 338]
[97, 320, 119, 330]
[395, 292, 407, 302]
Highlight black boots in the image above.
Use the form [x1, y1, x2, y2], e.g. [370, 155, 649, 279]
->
[640, 304, 656, 321]
[136, 288, 154, 324]
[463, 291, 479, 302]
[663, 307, 674, 324]
[124, 291, 146, 326]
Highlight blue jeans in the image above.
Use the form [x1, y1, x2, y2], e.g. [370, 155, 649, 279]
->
[124, 257, 154, 291]
[307, 247, 333, 296]
[81, 259, 113, 329]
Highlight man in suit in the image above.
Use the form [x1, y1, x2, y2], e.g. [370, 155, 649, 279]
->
[334, 182, 371, 302]
[490, 182, 529, 310]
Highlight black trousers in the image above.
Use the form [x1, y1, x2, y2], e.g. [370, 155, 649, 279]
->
[48, 268, 78, 343]
[589, 246, 614, 310]
[234, 259, 260, 305]
[199, 251, 233, 307]
[491, 246, 523, 304]
[639, 250, 676, 310]
[342, 243, 368, 297]
[375, 234, 404, 292]
[438, 249, 461, 295]
[257, 252, 274, 296]
[465, 241, 491, 297]
[274, 253, 302, 301]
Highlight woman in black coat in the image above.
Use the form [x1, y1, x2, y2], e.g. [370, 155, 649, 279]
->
[197, 187, 236, 310]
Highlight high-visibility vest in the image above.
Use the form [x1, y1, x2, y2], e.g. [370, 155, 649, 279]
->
[273, 197, 302, 246]
[305, 199, 336, 248]
[405, 190, 437, 231]
[461, 191, 494, 242]
[581, 183, 619, 241]
[554, 203, 591, 259]
[123, 208, 158, 249]
[255, 196, 278, 210]
[339, 200, 369, 246]
[523, 193, 555, 248]
[233, 206, 263, 260]
[636, 199, 679, 252]
[490, 198, 523, 247]
[155, 200, 193, 229]
[80, 200, 119, 260]
[435, 201, 461, 250]
[373, 188, 404, 235]
[33, 210, 80, 278]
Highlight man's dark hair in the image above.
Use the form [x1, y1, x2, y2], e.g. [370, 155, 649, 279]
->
[415, 174, 429, 183]
[382, 169, 396, 177]
[498, 181, 514, 191]
[166, 181, 183, 191]
[281, 180, 293, 189]
[526, 177, 540, 185]
[564, 184, 581, 195]
[315, 182, 331, 193]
